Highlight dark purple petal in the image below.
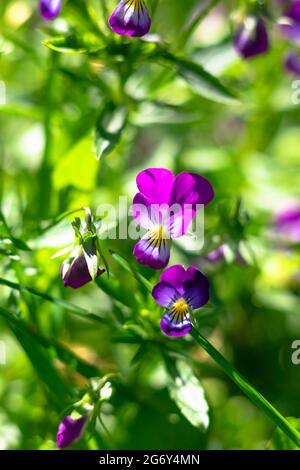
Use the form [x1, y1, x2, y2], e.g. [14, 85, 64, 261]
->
[61, 254, 105, 289]
[234, 17, 269, 59]
[280, 1, 300, 42]
[183, 283, 210, 310]
[39, 0, 62, 20]
[284, 51, 300, 75]
[136, 168, 175, 205]
[152, 281, 180, 308]
[160, 311, 192, 337]
[56, 415, 87, 449]
[133, 236, 170, 270]
[159, 265, 187, 293]
[170, 172, 214, 208]
[109, 0, 151, 37]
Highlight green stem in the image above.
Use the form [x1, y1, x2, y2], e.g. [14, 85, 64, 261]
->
[191, 328, 300, 448]
[178, 0, 221, 48]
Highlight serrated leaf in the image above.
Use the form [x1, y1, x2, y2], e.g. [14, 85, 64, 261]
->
[94, 103, 127, 159]
[168, 361, 209, 431]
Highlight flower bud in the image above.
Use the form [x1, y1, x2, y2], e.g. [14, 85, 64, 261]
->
[56, 415, 87, 449]
[39, 0, 62, 20]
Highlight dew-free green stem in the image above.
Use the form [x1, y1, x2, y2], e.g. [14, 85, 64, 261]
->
[191, 328, 300, 448]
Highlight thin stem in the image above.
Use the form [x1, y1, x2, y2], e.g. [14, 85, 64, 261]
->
[191, 328, 300, 448]
[178, 0, 221, 48]
[99, 0, 109, 19]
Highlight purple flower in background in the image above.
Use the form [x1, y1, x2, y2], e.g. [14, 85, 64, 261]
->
[152, 265, 210, 337]
[109, 0, 151, 37]
[205, 245, 226, 262]
[132, 168, 214, 270]
[56, 415, 87, 449]
[284, 50, 300, 75]
[275, 205, 300, 243]
[39, 0, 62, 20]
[280, 1, 300, 42]
[205, 243, 247, 265]
[234, 16, 269, 59]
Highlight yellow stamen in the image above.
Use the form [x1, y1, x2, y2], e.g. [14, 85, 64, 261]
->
[171, 298, 189, 322]
[144, 225, 169, 249]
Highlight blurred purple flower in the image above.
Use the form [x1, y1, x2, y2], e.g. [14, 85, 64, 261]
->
[234, 16, 269, 59]
[152, 265, 210, 337]
[109, 0, 151, 37]
[284, 50, 300, 75]
[39, 0, 62, 20]
[132, 168, 214, 270]
[280, 1, 300, 42]
[275, 205, 300, 243]
[56, 415, 87, 449]
[205, 243, 248, 265]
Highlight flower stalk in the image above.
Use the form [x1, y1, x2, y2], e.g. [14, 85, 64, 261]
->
[191, 328, 300, 448]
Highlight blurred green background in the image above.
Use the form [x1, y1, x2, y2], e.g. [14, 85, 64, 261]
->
[0, 0, 300, 450]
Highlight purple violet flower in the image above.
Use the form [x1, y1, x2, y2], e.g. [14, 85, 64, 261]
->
[152, 265, 210, 337]
[274, 204, 300, 243]
[109, 0, 151, 37]
[131, 168, 214, 270]
[61, 246, 105, 289]
[56, 415, 87, 449]
[284, 50, 300, 75]
[234, 16, 269, 59]
[39, 0, 62, 21]
[280, 1, 300, 42]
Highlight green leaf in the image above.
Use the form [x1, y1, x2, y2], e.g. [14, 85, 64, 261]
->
[109, 250, 152, 292]
[268, 418, 300, 450]
[0, 212, 31, 251]
[160, 51, 238, 105]
[0, 277, 108, 325]
[94, 103, 128, 160]
[168, 361, 209, 431]
[42, 33, 103, 54]
[0, 307, 72, 408]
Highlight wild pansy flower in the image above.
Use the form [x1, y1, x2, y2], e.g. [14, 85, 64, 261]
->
[152, 265, 210, 337]
[131, 168, 214, 270]
[60, 208, 105, 289]
[56, 415, 87, 449]
[234, 16, 269, 59]
[280, 1, 300, 43]
[109, 0, 151, 37]
[39, 0, 62, 20]
[274, 204, 300, 243]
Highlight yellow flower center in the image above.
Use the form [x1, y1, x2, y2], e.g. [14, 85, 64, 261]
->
[171, 298, 189, 321]
[145, 225, 169, 248]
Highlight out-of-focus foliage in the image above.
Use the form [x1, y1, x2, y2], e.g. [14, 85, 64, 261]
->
[0, 0, 300, 450]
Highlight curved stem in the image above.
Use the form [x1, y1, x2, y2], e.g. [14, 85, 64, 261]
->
[191, 328, 300, 448]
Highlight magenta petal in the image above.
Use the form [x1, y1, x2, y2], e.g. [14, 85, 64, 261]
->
[152, 281, 180, 308]
[133, 237, 170, 270]
[136, 168, 175, 205]
[170, 172, 214, 208]
[56, 415, 87, 449]
[109, 0, 151, 37]
[132, 193, 155, 229]
[281, 1, 300, 42]
[160, 311, 192, 337]
[166, 207, 196, 238]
